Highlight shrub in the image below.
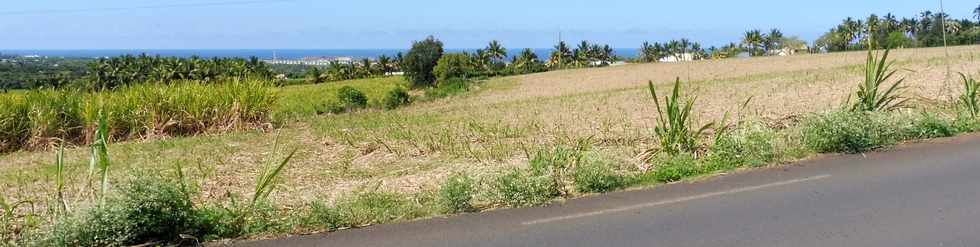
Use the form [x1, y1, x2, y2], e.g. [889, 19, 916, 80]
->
[403, 36, 444, 88]
[572, 157, 626, 193]
[492, 169, 560, 207]
[334, 192, 423, 227]
[337, 86, 368, 109]
[381, 87, 411, 110]
[317, 86, 369, 114]
[651, 153, 701, 183]
[800, 111, 899, 153]
[433, 53, 476, 83]
[42, 177, 198, 246]
[437, 174, 475, 214]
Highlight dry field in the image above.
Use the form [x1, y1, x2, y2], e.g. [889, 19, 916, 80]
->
[3, 45, 979, 212]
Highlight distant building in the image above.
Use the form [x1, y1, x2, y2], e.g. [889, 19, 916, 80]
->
[658, 53, 696, 63]
[264, 56, 357, 66]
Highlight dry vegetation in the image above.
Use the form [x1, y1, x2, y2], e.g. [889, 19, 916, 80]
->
[3, 45, 979, 218]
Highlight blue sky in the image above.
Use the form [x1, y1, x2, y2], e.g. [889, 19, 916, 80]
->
[1, 0, 977, 49]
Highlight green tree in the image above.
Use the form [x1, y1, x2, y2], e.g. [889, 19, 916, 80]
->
[402, 36, 444, 88]
[432, 53, 475, 83]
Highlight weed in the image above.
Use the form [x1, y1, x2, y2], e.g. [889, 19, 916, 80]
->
[334, 192, 424, 227]
[491, 168, 560, 207]
[850, 49, 909, 112]
[650, 153, 701, 183]
[41, 177, 198, 247]
[293, 201, 344, 231]
[438, 174, 475, 214]
[648, 78, 713, 155]
[801, 111, 899, 153]
[959, 73, 979, 118]
[904, 112, 958, 139]
[572, 156, 626, 193]
[382, 87, 411, 110]
[708, 124, 777, 168]
[424, 78, 472, 99]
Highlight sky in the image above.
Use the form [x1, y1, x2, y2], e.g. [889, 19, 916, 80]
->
[1, 0, 977, 49]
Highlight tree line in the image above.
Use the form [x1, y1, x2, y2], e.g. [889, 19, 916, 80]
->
[815, 9, 980, 51]
[87, 55, 273, 90]
[400, 36, 619, 88]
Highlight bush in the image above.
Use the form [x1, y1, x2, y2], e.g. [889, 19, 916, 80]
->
[292, 201, 345, 232]
[491, 169, 560, 207]
[42, 177, 199, 246]
[334, 192, 423, 227]
[316, 86, 369, 115]
[433, 53, 476, 83]
[337, 86, 368, 109]
[708, 125, 777, 168]
[800, 111, 900, 153]
[381, 87, 411, 110]
[651, 153, 701, 183]
[437, 174, 475, 214]
[904, 113, 958, 139]
[403, 36, 444, 88]
[572, 157, 626, 193]
[423, 78, 472, 99]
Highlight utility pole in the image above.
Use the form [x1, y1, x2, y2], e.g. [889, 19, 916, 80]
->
[940, 0, 952, 99]
[558, 29, 563, 69]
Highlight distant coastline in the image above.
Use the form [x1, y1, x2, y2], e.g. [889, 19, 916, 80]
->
[0, 48, 641, 60]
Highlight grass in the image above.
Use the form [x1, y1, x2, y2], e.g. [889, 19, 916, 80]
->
[3, 45, 980, 245]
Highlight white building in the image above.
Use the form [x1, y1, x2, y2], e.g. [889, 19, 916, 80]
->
[658, 53, 696, 63]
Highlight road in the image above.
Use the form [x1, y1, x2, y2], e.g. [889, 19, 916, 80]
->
[237, 134, 980, 247]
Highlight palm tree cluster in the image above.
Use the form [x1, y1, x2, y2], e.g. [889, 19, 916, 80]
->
[88, 54, 272, 90]
[546, 40, 616, 69]
[639, 38, 708, 62]
[816, 10, 980, 52]
[306, 54, 401, 84]
[740, 29, 786, 56]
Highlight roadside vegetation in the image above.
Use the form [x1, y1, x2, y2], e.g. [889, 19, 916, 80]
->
[4, 43, 980, 246]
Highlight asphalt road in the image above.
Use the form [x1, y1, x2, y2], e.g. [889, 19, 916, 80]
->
[237, 134, 980, 247]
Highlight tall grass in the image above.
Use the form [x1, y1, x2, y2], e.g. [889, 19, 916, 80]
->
[850, 49, 909, 112]
[0, 80, 276, 153]
[648, 78, 714, 155]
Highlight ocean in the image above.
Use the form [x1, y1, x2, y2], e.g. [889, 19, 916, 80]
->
[0, 48, 641, 60]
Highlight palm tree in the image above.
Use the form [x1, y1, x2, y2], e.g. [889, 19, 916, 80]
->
[742, 30, 763, 56]
[974, 4, 980, 24]
[486, 40, 507, 63]
[377, 55, 392, 75]
[764, 28, 784, 55]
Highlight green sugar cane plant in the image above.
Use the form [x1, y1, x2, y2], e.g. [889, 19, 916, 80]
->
[55, 143, 69, 214]
[850, 48, 909, 112]
[87, 111, 111, 205]
[959, 73, 979, 118]
[647, 78, 714, 156]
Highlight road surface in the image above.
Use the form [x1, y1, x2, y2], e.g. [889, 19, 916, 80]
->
[237, 134, 980, 247]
